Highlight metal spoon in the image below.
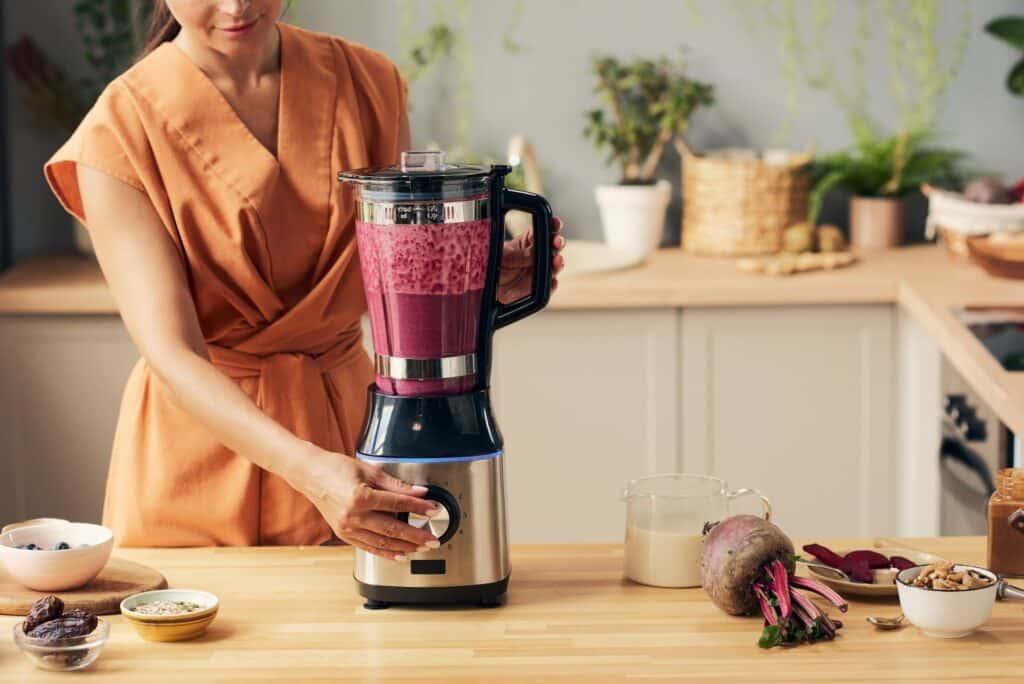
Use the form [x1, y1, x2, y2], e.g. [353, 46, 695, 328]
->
[866, 614, 906, 630]
[796, 559, 851, 582]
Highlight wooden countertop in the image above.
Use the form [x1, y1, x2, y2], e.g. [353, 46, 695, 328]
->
[0, 539, 1018, 682]
[4, 246, 1024, 433]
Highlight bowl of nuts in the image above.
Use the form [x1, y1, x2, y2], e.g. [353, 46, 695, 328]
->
[13, 596, 108, 671]
[0, 521, 113, 591]
[896, 562, 1009, 638]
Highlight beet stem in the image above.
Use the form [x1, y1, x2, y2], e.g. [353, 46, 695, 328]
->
[752, 582, 778, 626]
[767, 560, 793, 621]
[790, 576, 849, 613]
[789, 587, 824, 622]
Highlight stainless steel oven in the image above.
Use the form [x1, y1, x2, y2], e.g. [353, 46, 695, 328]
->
[939, 357, 1014, 535]
[940, 307, 1024, 535]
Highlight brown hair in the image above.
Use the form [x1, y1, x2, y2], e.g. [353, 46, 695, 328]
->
[136, 1, 180, 62]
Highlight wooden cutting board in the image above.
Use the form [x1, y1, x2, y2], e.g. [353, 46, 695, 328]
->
[0, 556, 167, 616]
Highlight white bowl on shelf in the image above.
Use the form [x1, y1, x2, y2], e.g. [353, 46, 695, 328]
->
[0, 522, 113, 591]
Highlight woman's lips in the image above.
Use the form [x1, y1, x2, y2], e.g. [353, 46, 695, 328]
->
[217, 17, 260, 38]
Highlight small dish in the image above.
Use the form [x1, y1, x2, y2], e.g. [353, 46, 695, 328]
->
[896, 564, 1001, 638]
[0, 522, 113, 591]
[121, 589, 219, 642]
[804, 547, 944, 598]
[12, 618, 109, 671]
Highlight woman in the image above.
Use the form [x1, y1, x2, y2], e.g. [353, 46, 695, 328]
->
[44, 0, 564, 557]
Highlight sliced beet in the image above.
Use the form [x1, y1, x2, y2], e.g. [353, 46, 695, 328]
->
[889, 556, 916, 571]
[843, 550, 891, 569]
[802, 543, 845, 569]
[840, 556, 874, 583]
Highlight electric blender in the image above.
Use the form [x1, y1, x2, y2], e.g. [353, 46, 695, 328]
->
[339, 150, 553, 608]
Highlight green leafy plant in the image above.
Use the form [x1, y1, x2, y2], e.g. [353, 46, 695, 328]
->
[808, 131, 964, 222]
[736, 0, 970, 147]
[985, 16, 1024, 96]
[397, 0, 525, 163]
[73, 0, 151, 107]
[583, 54, 714, 184]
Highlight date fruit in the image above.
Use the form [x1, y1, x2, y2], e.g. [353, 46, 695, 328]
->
[22, 595, 64, 634]
[27, 615, 96, 641]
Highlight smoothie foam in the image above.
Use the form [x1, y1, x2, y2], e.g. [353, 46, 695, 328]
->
[357, 218, 491, 395]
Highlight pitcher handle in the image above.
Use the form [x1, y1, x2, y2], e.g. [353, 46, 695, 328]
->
[494, 188, 554, 329]
[726, 488, 773, 521]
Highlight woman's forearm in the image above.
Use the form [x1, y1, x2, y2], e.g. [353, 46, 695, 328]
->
[146, 346, 329, 489]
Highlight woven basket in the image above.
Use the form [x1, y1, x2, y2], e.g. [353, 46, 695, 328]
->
[679, 141, 812, 256]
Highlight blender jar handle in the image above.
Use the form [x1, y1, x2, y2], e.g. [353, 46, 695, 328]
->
[495, 188, 554, 329]
[726, 488, 773, 521]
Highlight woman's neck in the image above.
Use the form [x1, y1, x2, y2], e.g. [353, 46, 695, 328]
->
[172, 23, 281, 91]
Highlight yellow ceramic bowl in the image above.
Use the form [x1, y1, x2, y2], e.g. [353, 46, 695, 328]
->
[120, 589, 219, 642]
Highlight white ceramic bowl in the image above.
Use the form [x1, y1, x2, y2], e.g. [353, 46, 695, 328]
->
[1, 518, 68, 535]
[896, 564, 999, 638]
[0, 522, 113, 591]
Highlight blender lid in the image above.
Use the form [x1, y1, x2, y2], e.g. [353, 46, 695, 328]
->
[338, 150, 492, 183]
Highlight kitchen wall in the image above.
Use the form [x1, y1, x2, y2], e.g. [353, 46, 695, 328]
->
[4, 0, 1023, 261]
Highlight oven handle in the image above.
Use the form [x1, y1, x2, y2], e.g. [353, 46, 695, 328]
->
[940, 436, 997, 497]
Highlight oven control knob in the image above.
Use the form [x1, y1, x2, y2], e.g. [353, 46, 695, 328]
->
[944, 394, 967, 417]
[405, 486, 460, 545]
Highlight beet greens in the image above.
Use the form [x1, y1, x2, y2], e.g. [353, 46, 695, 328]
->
[755, 559, 847, 649]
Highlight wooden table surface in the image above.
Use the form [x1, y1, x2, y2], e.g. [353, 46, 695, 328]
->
[0, 538, 1020, 682]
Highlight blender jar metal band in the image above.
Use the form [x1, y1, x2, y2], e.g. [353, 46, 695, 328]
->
[375, 353, 478, 380]
[358, 198, 489, 225]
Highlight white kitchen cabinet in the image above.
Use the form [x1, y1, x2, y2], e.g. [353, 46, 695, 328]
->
[491, 309, 679, 543]
[680, 305, 897, 538]
[0, 315, 138, 526]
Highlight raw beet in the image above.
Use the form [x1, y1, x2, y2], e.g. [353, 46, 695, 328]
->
[840, 557, 874, 583]
[802, 543, 845, 569]
[700, 515, 795, 616]
[889, 556, 917, 571]
[843, 550, 890, 569]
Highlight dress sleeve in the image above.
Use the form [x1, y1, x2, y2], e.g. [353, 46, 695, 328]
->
[43, 81, 147, 225]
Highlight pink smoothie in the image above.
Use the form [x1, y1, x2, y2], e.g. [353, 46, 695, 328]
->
[357, 217, 491, 395]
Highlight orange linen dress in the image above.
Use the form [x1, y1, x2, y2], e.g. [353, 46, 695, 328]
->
[44, 23, 406, 547]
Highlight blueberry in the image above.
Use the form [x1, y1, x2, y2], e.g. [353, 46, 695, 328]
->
[22, 543, 38, 550]
[55, 542, 70, 551]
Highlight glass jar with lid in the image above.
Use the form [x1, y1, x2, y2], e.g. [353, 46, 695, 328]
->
[987, 468, 1024, 576]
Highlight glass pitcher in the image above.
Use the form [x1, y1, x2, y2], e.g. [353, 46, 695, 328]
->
[621, 474, 772, 588]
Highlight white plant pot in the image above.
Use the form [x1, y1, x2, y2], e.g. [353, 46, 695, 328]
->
[595, 180, 671, 258]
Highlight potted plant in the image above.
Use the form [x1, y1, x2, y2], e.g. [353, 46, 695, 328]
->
[985, 15, 1024, 96]
[809, 129, 963, 251]
[584, 54, 713, 257]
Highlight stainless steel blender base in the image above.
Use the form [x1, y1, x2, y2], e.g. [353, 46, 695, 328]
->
[354, 452, 510, 606]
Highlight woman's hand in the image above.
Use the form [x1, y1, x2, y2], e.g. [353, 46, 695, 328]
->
[299, 448, 442, 560]
[497, 216, 566, 304]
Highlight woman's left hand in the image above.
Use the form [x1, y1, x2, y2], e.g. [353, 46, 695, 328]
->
[497, 216, 566, 304]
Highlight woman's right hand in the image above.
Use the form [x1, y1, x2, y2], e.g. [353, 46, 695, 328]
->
[299, 448, 442, 560]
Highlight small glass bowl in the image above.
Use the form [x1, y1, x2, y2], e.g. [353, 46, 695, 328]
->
[12, 618, 109, 671]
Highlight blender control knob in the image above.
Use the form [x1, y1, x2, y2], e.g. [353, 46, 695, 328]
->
[404, 485, 460, 545]
[426, 506, 451, 540]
